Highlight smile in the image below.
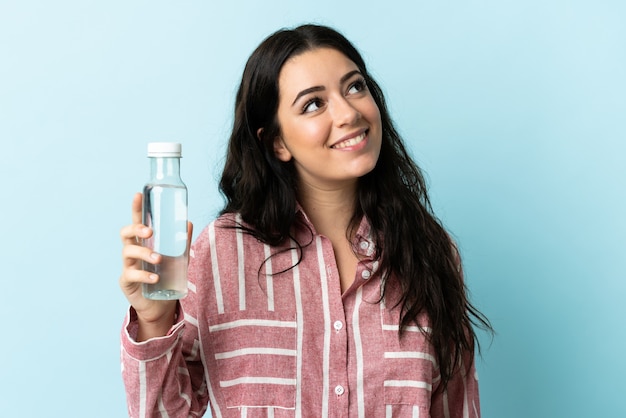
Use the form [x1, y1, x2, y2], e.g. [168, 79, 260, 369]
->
[331, 131, 367, 149]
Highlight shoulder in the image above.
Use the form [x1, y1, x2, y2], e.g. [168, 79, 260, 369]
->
[191, 213, 236, 250]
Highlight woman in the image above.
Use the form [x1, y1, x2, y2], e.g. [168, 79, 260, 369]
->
[120, 24, 491, 417]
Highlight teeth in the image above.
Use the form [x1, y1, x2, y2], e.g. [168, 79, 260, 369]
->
[333, 132, 366, 149]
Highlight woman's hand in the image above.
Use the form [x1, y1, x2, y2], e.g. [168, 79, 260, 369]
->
[119, 193, 193, 341]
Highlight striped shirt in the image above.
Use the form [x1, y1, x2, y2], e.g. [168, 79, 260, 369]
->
[121, 210, 481, 417]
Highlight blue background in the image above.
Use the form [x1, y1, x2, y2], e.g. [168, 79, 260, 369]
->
[1, 1, 624, 416]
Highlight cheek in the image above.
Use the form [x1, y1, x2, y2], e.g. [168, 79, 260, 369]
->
[283, 120, 329, 149]
[360, 97, 382, 128]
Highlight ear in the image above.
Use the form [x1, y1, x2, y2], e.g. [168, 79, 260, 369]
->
[273, 136, 292, 162]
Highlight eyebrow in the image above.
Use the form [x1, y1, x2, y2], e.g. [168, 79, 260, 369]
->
[291, 69, 362, 106]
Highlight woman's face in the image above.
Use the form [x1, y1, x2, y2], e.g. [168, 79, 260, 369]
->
[274, 47, 382, 191]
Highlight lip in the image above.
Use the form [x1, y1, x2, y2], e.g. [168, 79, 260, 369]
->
[330, 128, 369, 149]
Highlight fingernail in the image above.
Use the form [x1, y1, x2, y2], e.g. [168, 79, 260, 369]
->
[141, 227, 150, 235]
[150, 253, 159, 261]
[149, 274, 158, 282]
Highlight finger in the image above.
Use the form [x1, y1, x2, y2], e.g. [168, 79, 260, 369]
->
[120, 223, 153, 245]
[120, 268, 159, 286]
[186, 221, 194, 250]
[131, 192, 142, 225]
[122, 244, 161, 267]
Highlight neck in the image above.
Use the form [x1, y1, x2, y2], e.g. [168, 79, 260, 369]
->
[297, 180, 358, 237]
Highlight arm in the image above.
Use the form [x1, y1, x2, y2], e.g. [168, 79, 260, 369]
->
[120, 294, 209, 417]
[430, 239, 482, 417]
[430, 351, 481, 418]
[119, 193, 209, 417]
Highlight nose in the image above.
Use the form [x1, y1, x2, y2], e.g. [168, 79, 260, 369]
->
[330, 96, 361, 127]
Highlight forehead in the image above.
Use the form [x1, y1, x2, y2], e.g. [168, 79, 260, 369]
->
[278, 47, 359, 91]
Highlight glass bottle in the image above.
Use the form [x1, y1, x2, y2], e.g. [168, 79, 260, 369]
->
[142, 142, 188, 300]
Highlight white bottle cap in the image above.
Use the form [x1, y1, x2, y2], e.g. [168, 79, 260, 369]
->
[147, 142, 182, 157]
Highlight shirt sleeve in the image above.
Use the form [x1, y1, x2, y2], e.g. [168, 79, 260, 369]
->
[120, 245, 210, 417]
[430, 240, 482, 417]
[430, 352, 481, 418]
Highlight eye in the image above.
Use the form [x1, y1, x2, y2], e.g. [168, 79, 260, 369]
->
[302, 97, 324, 114]
[347, 78, 367, 95]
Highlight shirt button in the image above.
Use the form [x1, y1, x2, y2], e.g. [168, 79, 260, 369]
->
[334, 385, 345, 395]
[361, 270, 371, 279]
[333, 320, 343, 331]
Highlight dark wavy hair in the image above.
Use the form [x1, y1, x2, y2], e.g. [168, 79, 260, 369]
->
[219, 24, 492, 388]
